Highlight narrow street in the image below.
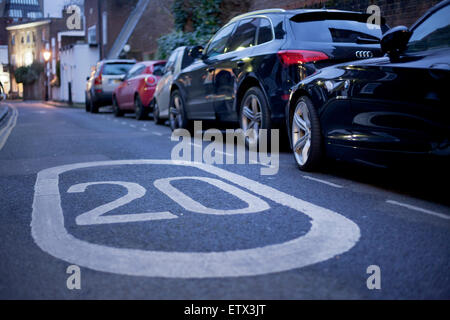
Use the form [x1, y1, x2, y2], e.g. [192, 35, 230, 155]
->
[0, 101, 448, 299]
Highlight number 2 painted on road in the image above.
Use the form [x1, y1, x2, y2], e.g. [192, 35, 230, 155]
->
[67, 177, 270, 226]
[67, 181, 177, 225]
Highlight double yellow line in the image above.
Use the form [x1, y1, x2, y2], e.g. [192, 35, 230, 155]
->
[0, 104, 18, 151]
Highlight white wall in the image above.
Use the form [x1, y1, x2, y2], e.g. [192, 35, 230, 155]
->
[0, 46, 8, 65]
[60, 44, 98, 103]
[0, 46, 10, 93]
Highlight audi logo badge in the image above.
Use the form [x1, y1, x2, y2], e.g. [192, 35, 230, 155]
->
[355, 51, 374, 59]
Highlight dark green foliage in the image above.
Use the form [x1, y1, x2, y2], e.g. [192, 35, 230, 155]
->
[14, 62, 44, 85]
[157, 0, 222, 59]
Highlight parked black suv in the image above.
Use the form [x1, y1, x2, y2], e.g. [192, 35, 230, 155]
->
[288, 0, 450, 171]
[170, 8, 389, 146]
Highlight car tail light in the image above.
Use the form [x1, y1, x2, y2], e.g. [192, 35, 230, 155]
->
[277, 50, 329, 66]
[94, 74, 102, 86]
[145, 75, 157, 87]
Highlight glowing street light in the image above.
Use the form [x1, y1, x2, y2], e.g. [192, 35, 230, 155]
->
[43, 50, 51, 101]
[43, 50, 51, 62]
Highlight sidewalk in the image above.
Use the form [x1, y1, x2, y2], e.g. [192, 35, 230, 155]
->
[45, 100, 84, 109]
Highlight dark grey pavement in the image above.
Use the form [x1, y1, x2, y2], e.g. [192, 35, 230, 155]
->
[0, 101, 449, 299]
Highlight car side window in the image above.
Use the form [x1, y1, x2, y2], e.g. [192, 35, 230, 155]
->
[407, 4, 450, 53]
[205, 23, 236, 57]
[257, 18, 273, 45]
[228, 18, 258, 52]
[181, 48, 195, 69]
[164, 50, 178, 73]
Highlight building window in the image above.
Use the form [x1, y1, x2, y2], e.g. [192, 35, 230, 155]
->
[24, 52, 33, 66]
[27, 32, 30, 43]
[8, 10, 22, 18]
[11, 35, 15, 46]
[27, 12, 43, 19]
[88, 25, 97, 45]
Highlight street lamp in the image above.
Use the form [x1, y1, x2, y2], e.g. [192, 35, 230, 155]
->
[43, 50, 51, 62]
[43, 50, 51, 101]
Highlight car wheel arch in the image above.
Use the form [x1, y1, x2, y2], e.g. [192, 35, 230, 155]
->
[236, 76, 270, 117]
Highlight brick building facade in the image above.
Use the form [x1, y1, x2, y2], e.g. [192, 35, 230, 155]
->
[176, 0, 442, 47]
[247, 0, 441, 28]
[127, 0, 174, 60]
[83, 0, 174, 61]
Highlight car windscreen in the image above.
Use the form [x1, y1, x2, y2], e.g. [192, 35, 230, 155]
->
[153, 63, 166, 76]
[290, 12, 388, 43]
[102, 63, 135, 76]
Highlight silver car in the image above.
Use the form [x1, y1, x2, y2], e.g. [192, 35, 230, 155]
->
[152, 47, 194, 124]
[85, 59, 136, 113]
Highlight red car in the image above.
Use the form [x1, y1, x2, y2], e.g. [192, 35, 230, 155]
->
[112, 60, 166, 120]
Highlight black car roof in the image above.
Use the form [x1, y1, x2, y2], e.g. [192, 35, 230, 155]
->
[231, 8, 376, 18]
[229, 8, 387, 25]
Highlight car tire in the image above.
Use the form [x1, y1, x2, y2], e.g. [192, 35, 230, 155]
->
[290, 95, 323, 171]
[85, 94, 91, 112]
[169, 90, 190, 132]
[113, 96, 123, 117]
[239, 86, 271, 149]
[135, 95, 147, 120]
[90, 98, 99, 113]
[153, 100, 164, 125]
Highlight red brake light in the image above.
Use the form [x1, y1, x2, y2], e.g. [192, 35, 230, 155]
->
[277, 50, 329, 66]
[94, 74, 102, 85]
[145, 75, 157, 86]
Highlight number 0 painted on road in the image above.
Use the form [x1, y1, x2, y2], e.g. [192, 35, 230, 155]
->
[32, 160, 360, 278]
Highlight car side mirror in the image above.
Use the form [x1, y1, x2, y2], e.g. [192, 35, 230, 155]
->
[86, 76, 90, 81]
[119, 74, 126, 81]
[189, 45, 205, 60]
[381, 26, 412, 58]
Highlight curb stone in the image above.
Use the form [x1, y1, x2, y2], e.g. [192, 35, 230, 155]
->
[45, 101, 84, 109]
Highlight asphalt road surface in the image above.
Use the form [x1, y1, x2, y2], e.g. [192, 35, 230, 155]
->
[0, 101, 449, 299]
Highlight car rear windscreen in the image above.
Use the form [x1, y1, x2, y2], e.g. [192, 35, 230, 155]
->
[290, 12, 388, 43]
[102, 63, 135, 75]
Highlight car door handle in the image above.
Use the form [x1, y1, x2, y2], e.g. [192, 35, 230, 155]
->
[237, 60, 245, 67]
[207, 67, 215, 73]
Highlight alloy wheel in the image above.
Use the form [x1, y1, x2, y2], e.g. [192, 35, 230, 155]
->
[292, 100, 312, 166]
[169, 94, 183, 130]
[241, 94, 262, 146]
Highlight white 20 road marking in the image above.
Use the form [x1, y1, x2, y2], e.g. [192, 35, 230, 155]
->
[32, 160, 360, 278]
[154, 176, 270, 215]
[68, 181, 177, 225]
[69, 177, 270, 225]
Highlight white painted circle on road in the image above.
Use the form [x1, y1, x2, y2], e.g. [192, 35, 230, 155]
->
[31, 160, 360, 278]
